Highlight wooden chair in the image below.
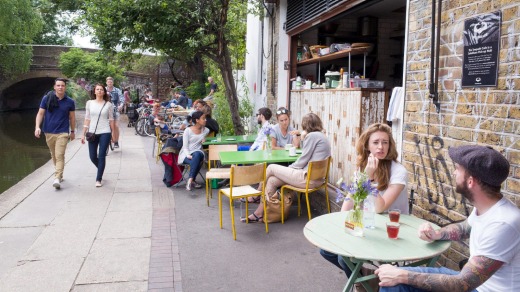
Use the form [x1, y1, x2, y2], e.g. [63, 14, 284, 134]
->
[205, 144, 238, 206]
[280, 156, 331, 223]
[218, 163, 268, 240]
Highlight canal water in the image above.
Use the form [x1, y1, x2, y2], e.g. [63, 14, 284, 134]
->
[0, 110, 85, 194]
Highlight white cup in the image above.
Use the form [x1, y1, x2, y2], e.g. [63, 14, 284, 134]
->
[285, 143, 293, 150]
[289, 147, 297, 156]
[305, 80, 312, 89]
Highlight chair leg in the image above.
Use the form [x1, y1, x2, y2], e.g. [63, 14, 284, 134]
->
[263, 195, 269, 234]
[325, 186, 331, 214]
[205, 178, 210, 206]
[280, 188, 286, 224]
[297, 192, 301, 216]
[230, 198, 237, 240]
[218, 191, 223, 229]
[305, 192, 312, 220]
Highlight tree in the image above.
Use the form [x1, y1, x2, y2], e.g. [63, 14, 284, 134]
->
[74, 0, 255, 134]
[58, 48, 124, 84]
[32, 0, 74, 46]
[0, 0, 43, 76]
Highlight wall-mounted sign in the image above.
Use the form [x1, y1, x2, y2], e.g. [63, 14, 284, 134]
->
[461, 11, 501, 87]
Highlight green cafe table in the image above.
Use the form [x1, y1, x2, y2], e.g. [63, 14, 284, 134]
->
[203, 135, 256, 145]
[304, 212, 451, 292]
[219, 149, 301, 165]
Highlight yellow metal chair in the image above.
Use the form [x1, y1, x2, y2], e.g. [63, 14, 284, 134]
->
[280, 156, 331, 223]
[218, 163, 268, 240]
[153, 126, 164, 163]
[205, 144, 238, 206]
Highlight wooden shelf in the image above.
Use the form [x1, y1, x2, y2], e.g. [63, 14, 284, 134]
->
[297, 47, 370, 66]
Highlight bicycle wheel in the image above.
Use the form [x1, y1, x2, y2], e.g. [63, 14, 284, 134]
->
[143, 120, 155, 137]
[135, 118, 147, 136]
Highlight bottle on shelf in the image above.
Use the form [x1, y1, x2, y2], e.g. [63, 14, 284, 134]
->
[296, 76, 302, 90]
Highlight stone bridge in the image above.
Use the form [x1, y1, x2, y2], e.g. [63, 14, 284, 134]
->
[0, 45, 156, 112]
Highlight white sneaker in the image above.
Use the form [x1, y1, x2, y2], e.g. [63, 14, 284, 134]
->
[95, 181, 102, 187]
[53, 178, 61, 189]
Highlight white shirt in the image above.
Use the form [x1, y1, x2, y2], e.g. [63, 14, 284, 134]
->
[85, 100, 114, 134]
[382, 161, 409, 214]
[251, 121, 272, 151]
[467, 197, 520, 292]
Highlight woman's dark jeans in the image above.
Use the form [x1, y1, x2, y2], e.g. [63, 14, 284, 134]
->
[88, 133, 111, 182]
[183, 151, 204, 180]
[320, 249, 352, 277]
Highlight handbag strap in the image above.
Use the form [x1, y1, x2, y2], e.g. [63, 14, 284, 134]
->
[91, 101, 107, 134]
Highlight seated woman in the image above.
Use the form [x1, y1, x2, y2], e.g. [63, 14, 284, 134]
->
[270, 107, 301, 150]
[242, 113, 331, 222]
[320, 123, 408, 276]
[201, 104, 219, 135]
[178, 111, 209, 191]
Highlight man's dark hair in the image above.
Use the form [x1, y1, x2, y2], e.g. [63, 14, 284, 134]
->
[258, 107, 272, 120]
[54, 78, 68, 85]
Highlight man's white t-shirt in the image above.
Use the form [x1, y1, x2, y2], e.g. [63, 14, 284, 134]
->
[468, 197, 520, 291]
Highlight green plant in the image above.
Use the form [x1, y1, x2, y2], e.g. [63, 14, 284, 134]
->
[185, 80, 206, 101]
[213, 91, 254, 136]
[65, 82, 90, 109]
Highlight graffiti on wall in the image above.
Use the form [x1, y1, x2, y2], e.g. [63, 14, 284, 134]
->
[412, 134, 472, 219]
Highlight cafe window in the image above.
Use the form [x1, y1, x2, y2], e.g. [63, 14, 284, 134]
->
[289, 0, 407, 89]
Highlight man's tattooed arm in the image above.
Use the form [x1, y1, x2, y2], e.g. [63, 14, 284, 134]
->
[407, 256, 503, 291]
[438, 220, 471, 241]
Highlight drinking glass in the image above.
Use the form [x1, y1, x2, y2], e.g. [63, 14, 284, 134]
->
[386, 222, 400, 239]
[216, 133, 221, 142]
[389, 209, 401, 223]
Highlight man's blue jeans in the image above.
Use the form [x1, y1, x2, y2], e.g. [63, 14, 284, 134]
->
[379, 266, 477, 292]
[183, 151, 204, 179]
[88, 133, 111, 182]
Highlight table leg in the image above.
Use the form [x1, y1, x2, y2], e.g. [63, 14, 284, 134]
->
[341, 256, 378, 292]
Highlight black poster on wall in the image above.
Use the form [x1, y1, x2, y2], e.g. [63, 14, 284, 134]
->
[461, 11, 501, 87]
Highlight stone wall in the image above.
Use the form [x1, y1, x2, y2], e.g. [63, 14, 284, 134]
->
[403, 0, 520, 270]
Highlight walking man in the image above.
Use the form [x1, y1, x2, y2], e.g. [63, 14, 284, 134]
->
[375, 145, 520, 291]
[34, 78, 76, 189]
[106, 76, 124, 148]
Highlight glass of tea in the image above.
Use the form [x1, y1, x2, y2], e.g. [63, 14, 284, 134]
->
[386, 222, 400, 239]
[389, 209, 401, 223]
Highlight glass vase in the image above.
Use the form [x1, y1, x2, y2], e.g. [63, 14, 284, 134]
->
[345, 202, 364, 237]
[265, 141, 272, 155]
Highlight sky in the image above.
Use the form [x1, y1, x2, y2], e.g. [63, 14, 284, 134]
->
[72, 34, 99, 49]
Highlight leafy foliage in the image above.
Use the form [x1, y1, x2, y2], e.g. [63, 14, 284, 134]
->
[32, 0, 74, 45]
[186, 80, 207, 101]
[65, 82, 90, 109]
[213, 91, 254, 136]
[69, 0, 256, 134]
[58, 48, 124, 84]
[0, 0, 43, 76]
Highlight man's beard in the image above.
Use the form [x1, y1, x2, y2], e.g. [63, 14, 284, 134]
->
[456, 178, 474, 203]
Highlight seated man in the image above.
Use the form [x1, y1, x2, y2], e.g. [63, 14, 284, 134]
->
[375, 145, 520, 292]
[249, 107, 272, 151]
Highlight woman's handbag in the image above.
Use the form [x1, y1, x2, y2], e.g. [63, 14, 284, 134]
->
[85, 101, 107, 143]
[85, 132, 96, 142]
[264, 191, 293, 223]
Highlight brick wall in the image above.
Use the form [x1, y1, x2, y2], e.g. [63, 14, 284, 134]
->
[404, 0, 520, 270]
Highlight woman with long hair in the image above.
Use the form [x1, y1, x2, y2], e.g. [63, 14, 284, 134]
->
[178, 111, 209, 191]
[243, 113, 331, 222]
[321, 123, 408, 276]
[270, 107, 301, 150]
[81, 84, 115, 187]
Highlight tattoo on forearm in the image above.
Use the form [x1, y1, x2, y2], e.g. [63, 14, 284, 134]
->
[407, 256, 503, 292]
[439, 221, 471, 241]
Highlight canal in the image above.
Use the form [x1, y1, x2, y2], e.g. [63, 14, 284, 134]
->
[0, 109, 84, 194]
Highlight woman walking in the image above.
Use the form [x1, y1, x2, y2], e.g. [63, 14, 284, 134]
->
[81, 84, 115, 187]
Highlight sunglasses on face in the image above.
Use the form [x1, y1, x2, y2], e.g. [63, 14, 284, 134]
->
[276, 109, 288, 115]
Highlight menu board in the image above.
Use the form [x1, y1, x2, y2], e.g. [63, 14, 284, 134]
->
[461, 11, 501, 87]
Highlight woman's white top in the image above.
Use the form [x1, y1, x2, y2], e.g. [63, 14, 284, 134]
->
[178, 127, 209, 165]
[85, 100, 114, 134]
